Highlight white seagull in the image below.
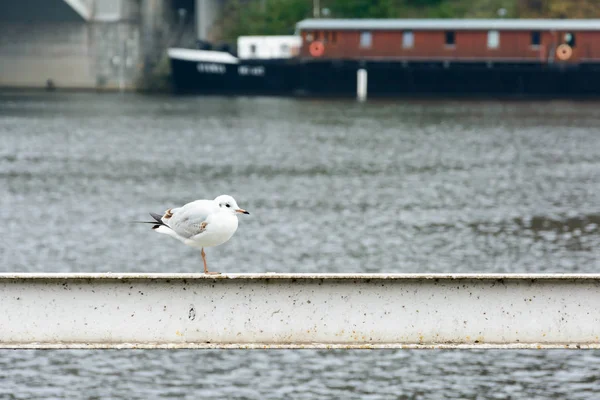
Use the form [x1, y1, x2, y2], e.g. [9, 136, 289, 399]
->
[145, 195, 249, 274]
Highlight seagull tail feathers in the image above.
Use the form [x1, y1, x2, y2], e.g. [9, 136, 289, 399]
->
[148, 212, 168, 230]
[131, 212, 170, 231]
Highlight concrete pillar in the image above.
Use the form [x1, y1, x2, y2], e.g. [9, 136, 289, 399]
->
[195, 0, 220, 42]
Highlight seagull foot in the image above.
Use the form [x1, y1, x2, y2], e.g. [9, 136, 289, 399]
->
[205, 271, 221, 275]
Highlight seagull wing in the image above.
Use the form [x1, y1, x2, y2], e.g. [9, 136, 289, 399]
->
[164, 200, 218, 239]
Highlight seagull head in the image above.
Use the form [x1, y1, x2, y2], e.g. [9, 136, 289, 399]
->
[214, 195, 249, 215]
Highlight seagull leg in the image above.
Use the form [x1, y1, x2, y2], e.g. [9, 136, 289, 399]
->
[201, 248, 208, 273]
[201, 248, 220, 275]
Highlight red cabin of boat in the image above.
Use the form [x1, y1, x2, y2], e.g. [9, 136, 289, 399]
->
[295, 19, 600, 64]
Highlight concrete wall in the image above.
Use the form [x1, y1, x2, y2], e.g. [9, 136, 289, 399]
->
[0, 0, 142, 90]
[0, 21, 140, 90]
[91, 22, 141, 90]
[0, 0, 88, 22]
[0, 0, 223, 90]
[0, 22, 94, 89]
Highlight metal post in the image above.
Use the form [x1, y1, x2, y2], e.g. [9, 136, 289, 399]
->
[119, 33, 126, 92]
[357, 68, 367, 102]
[313, 0, 320, 18]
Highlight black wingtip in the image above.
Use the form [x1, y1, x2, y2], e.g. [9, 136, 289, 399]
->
[132, 213, 168, 230]
[149, 212, 164, 223]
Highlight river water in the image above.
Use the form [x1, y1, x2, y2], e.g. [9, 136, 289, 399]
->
[1, 92, 599, 399]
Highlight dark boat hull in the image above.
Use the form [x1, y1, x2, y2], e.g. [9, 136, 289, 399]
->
[170, 56, 600, 97]
[170, 58, 300, 95]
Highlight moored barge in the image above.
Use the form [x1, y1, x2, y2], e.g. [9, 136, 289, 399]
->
[168, 19, 600, 97]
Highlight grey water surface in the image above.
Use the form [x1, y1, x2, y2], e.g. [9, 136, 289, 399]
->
[1, 92, 599, 399]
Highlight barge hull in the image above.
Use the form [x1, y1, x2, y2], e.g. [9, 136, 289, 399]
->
[170, 57, 600, 97]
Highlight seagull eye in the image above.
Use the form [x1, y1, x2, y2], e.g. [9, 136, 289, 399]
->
[226, 204, 231, 208]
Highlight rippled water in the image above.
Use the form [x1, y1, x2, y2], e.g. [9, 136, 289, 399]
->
[1, 92, 599, 398]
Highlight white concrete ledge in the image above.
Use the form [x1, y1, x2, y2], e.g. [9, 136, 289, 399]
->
[1, 273, 599, 349]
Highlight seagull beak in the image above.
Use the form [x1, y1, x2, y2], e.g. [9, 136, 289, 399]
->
[236, 208, 250, 215]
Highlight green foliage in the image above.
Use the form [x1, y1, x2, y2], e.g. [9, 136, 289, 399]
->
[219, 0, 600, 42]
[516, 0, 600, 18]
[405, 0, 444, 6]
[221, 0, 312, 41]
[320, 0, 399, 18]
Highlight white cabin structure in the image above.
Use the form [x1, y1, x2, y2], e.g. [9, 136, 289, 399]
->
[237, 36, 301, 59]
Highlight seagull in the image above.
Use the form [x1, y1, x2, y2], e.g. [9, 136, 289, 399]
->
[144, 195, 249, 274]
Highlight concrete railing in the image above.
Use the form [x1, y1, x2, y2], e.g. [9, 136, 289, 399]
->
[1, 273, 598, 349]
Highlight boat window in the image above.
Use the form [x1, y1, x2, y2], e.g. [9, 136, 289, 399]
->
[314, 31, 320, 41]
[306, 32, 313, 42]
[250, 44, 257, 55]
[360, 31, 372, 48]
[403, 31, 414, 48]
[487, 30, 499, 49]
[331, 31, 337, 43]
[531, 31, 541, 46]
[324, 31, 330, 43]
[564, 32, 576, 47]
[445, 31, 455, 46]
